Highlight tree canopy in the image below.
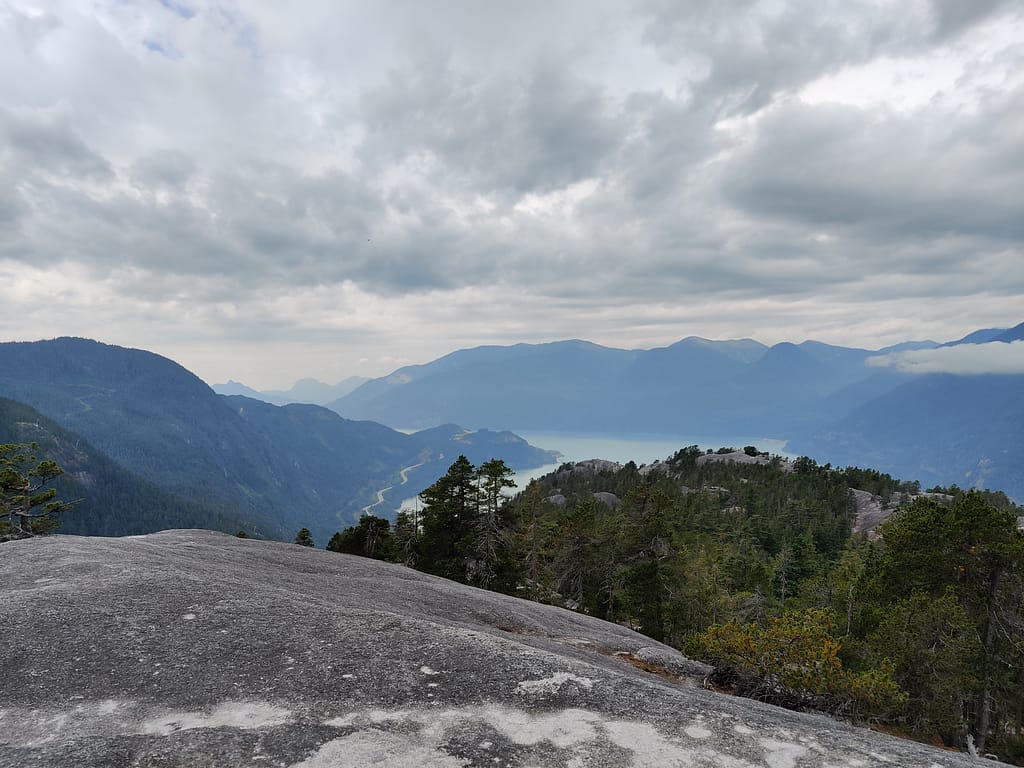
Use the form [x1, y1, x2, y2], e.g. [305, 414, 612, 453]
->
[319, 449, 1024, 761]
[1, 443, 76, 542]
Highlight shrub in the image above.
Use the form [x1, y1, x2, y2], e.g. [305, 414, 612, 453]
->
[693, 608, 904, 720]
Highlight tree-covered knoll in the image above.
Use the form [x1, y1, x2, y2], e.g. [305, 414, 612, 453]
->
[325, 448, 1024, 762]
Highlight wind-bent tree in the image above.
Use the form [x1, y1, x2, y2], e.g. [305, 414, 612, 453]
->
[1, 443, 76, 542]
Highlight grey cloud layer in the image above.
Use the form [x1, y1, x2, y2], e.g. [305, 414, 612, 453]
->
[0, 0, 1022, 383]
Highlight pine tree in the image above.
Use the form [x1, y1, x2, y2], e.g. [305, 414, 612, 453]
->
[467, 458, 516, 590]
[417, 455, 478, 581]
[1, 443, 77, 542]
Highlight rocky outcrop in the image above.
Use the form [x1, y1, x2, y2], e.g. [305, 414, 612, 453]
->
[851, 489, 955, 536]
[565, 459, 623, 475]
[696, 451, 794, 471]
[850, 489, 896, 535]
[1, 531, 994, 767]
[639, 460, 673, 476]
[592, 491, 621, 509]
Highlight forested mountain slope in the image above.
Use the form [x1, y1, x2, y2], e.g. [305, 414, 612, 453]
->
[0, 338, 285, 522]
[0, 398, 264, 537]
[0, 339, 556, 543]
[795, 373, 1024, 500]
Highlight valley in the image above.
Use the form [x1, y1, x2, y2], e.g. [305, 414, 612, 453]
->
[0, 338, 556, 545]
[3, 330, 1023, 763]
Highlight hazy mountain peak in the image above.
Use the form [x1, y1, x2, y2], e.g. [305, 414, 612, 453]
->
[212, 376, 371, 406]
[212, 380, 267, 399]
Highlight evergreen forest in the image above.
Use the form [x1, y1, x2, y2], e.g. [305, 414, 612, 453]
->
[324, 448, 1024, 762]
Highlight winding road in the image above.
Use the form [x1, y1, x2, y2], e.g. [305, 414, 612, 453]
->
[361, 461, 426, 515]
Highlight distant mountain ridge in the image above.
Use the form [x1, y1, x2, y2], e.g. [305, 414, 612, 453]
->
[326, 337, 892, 434]
[995, 321, 1024, 343]
[4, 323, 1021, 547]
[212, 376, 369, 406]
[941, 327, 1011, 346]
[326, 324, 1023, 500]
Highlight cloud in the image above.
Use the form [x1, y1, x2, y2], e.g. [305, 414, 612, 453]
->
[929, 0, 1016, 40]
[0, 0, 1022, 387]
[868, 341, 1024, 375]
[721, 96, 1024, 243]
[0, 106, 112, 180]
[637, 0, 957, 114]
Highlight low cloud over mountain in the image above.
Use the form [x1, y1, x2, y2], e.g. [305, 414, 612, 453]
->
[869, 340, 1024, 375]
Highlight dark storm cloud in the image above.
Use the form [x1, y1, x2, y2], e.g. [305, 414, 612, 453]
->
[639, 0, 923, 114]
[130, 150, 196, 190]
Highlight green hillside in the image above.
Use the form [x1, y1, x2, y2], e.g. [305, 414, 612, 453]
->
[0, 398, 270, 538]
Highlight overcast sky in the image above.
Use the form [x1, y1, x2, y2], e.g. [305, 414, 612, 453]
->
[1, 1, 1022, 388]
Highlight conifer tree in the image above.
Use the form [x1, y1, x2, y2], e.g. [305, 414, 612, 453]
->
[418, 455, 478, 581]
[1, 443, 76, 542]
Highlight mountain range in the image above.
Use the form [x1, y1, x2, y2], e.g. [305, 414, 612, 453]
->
[0, 338, 556, 544]
[3, 322, 1021, 543]
[323, 323, 1024, 500]
[322, 337, 897, 434]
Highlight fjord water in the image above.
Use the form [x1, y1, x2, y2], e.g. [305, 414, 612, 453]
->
[394, 431, 789, 514]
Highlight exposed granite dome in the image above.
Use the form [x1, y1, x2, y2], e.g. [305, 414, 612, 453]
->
[1, 530, 992, 767]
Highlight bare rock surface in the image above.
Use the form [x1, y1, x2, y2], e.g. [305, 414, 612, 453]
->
[1, 530, 992, 767]
[851, 490, 955, 536]
[591, 491, 621, 509]
[696, 451, 793, 471]
[638, 460, 673, 476]
[566, 459, 623, 475]
[850, 489, 894, 535]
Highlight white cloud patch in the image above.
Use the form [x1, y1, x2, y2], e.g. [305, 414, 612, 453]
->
[868, 341, 1024, 375]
